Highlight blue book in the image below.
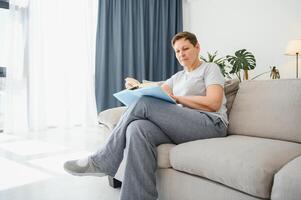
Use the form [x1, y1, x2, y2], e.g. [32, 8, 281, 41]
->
[113, 86, 176, 107]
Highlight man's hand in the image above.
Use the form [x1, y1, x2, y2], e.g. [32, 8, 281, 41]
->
[125, 77, 140, 89]
[169, 94, 179, 103]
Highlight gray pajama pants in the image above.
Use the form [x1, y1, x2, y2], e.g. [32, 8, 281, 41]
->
[90, 96, 227, 200]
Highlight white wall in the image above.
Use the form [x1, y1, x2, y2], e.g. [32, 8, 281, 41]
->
[183, 0, 301, 79]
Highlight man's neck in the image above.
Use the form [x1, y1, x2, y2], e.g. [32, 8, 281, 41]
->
[186, 60, 202, 72]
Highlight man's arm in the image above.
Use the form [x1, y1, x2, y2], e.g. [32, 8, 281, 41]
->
[170, 84, 224, 112]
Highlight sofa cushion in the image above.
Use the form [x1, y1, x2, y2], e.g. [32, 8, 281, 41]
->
[98, 106, 126, 130]
[157, 169, 261, 200]
[228, 79, 301, 143]
[157, 143, 175, 168]
[271, 155, 301, 200]
[224, 79, 239, 116]
[170, 135, 301, 199]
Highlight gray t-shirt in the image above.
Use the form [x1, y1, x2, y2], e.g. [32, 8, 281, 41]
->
[165, 62, 228, 126]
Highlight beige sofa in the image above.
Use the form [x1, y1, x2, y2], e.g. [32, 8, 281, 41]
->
[98, 79, 301, 200]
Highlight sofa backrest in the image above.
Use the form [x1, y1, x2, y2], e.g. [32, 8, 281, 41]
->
[228, 79, 301, 143]
[224, 79, 239, 116]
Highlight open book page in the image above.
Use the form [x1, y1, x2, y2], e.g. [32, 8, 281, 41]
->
[125, 77, 159, 89]
[113, 86, 176, 107]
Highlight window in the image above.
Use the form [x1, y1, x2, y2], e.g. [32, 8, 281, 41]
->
[0, 0, 9, 74]
[0, 0, 9, 131]
[0, 0, 9, 9]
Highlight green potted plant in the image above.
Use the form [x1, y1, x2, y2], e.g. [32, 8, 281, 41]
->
[200, 51, 231, 79]
[226, 49, 256, 82]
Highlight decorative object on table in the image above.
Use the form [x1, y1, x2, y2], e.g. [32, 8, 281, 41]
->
[226, 49, 256, 82]
[270, 66, 281, 79]
[251, 66, 280, 80]
[200, 51, 231, 79]
[285, 39, 301, 78]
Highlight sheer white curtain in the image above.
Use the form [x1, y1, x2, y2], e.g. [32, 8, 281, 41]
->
[5, 0, 98, 133]
[4, 0, 29, 133]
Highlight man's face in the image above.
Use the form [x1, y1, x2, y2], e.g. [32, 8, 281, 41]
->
[173, 38, 200, 67]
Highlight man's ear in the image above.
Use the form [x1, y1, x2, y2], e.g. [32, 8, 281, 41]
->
[195, 42, 201, 52]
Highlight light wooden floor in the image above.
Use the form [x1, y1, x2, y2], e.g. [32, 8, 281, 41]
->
[0, 126, 120, 200]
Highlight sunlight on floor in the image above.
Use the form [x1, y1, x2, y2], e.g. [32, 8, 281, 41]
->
[0, 134, 20, 143]
[0, 140, 68, 156]
[0, 127, 119, 200]
[0, 157, 52, 191]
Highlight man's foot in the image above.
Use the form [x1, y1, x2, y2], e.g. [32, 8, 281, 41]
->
[64, 157, 106, 177]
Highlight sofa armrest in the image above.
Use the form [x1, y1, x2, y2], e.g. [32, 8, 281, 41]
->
[98, 106, 127, 131]
[271, 155, 301, 200]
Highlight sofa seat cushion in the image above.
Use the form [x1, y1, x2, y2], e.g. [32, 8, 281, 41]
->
[157, 143, 176, 168]
[170, 135, 301, 199]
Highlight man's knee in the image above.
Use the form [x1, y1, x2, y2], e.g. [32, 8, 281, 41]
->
[126, 120, 153, 140]
[137, 96, 154, 103]
[134, 96, 158, 109]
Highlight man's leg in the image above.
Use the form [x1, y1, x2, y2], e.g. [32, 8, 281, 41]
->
[120, 120, 171, 200]
[65, 96, 226, 177]
[90, 96, 226, 176]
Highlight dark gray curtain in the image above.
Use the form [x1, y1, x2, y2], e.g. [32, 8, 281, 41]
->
[95, 0, 183, 112]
